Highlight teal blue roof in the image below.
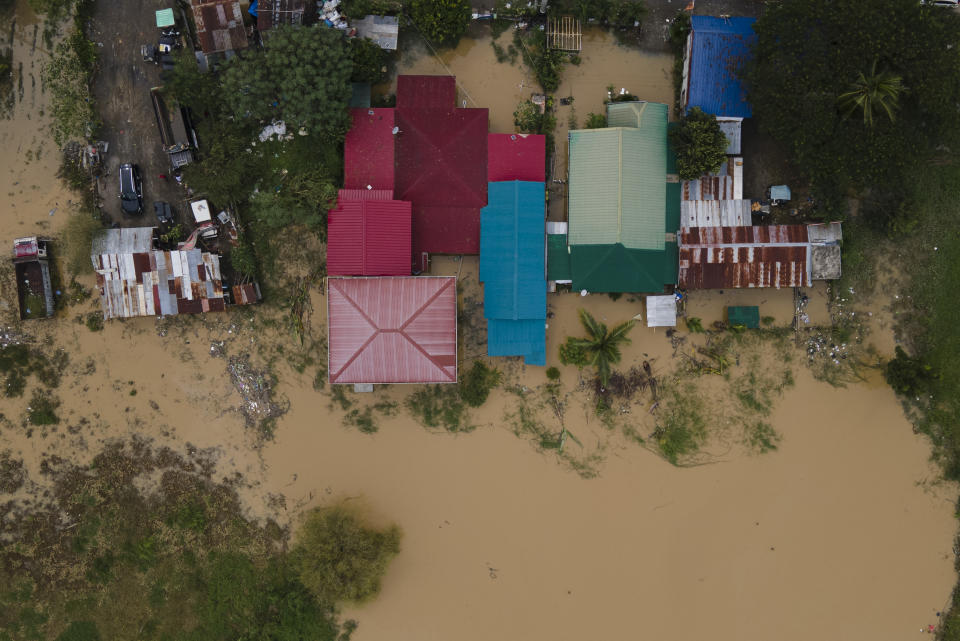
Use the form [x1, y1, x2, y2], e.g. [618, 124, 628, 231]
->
[479, 181, 546, 365]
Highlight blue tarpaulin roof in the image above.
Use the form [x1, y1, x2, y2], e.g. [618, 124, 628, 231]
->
[686, 16, 756, 118]
[479, 180, 546, 366]
[248, 0, 258, 17]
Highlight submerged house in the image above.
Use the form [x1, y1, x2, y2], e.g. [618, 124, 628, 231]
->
[327, 276, 458, 384]
[549, 101, 678, 293]
[479, 133, 547, 365]
[677, 223, 842, 289]
[12, 237, 55, 320]
[326, 189, 412, 276]
[680, 16, 756, 119]
[341, 75, 488, 271]
[91, 227, 248, 319]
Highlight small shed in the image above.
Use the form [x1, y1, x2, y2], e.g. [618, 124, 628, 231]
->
[727, 306, 760, 329]
[646, 295, 677, 328]
[547, 16, 581, 52]
[155, 8, 176, 27]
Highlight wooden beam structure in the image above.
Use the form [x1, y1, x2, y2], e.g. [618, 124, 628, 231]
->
[547, 16, 582, 52]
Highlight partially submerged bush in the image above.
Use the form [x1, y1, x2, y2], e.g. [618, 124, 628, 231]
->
[459, 361, 501, 408]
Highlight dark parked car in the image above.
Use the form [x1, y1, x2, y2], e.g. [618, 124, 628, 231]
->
[153, 201, 173, 224]
[119, 163, 143, 215]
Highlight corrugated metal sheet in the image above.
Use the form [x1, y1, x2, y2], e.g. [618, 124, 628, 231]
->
[91, 228, 156, 256]
[337, 188, 394, 201]
[681, 157, 743, 201]
[547, 234, 571, 282]
[568, 108, 668, 251]
[606, 101, 652, 129]
[94, 248, 225, 319]
[678, 225, 813, 289]
[344, 108, 396, 191]
[680, 199, 751, 227]
[232, 283, 260, 305]
[569, 243, 677, 293]
[646, 295, 677, 327]
[353, 15, 399, 50]
[487, 319, 546, 366]
[684, 16, 756, 118]
[191, 0, 249, 55]
[327, 277, 457, 384]
[479, 181, 546, 366]
[327, 197, 412, 276]
[396, 75, 456, 109]
[488, 133, 545, 182]
[717, 118, 742, 155]
[806, 221, 843, 245]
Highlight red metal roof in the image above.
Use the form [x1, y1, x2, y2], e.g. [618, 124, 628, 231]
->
[344, 108, 396, 191]
[327, 198, 412, 276]
[328, 277, 457, 384]
[487, 133, 546, 182]
[412, 205, 481, 257]
[337, 189, 394, 201]
[678, 225, 812, 289]
[397, 75, 457, 109]
[191, 0, 249, 55]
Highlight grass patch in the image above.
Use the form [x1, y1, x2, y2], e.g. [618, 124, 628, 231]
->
[652, 383, 707, 465]
[26, 389, 60, 425]
[405, 385, 471, 433]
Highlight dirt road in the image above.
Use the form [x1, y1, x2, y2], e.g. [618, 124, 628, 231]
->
[89, 0, 188, 227]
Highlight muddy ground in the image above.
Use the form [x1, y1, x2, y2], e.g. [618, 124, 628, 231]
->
[89, 0, 187, 227]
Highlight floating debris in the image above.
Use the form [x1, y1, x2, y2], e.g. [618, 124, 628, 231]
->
[227, 354, 289, 436]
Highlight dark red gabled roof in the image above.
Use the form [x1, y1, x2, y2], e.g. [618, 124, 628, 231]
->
[327, 195, 412, 276]
[394, 76, 488, 255]
[488, 133, 546, 182]
[344, 108, 396, 191]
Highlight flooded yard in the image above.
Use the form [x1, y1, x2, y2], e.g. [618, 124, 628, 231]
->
[0, 9, 956, 641]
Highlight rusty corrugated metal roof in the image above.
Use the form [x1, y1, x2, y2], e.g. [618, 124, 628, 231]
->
[678, 225, 812, 289]
[191, 0, 249, 55]
[93, 248, 226, 319]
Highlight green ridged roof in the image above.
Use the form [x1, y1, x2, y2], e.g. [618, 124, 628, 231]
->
[568, 102, 668, 251]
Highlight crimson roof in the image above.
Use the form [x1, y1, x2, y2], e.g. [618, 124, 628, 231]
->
[327, 197, 412, 276]
[678, 225, 812, 289]
[344, 108, 396, 191]
[488, 133, 546, 182]
[394, 75, 488, 255]
[327, 277, 457, 384]
[397, 75, 457, 109]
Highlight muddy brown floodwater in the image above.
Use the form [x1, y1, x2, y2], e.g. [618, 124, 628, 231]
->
[0, 11, 957, 641]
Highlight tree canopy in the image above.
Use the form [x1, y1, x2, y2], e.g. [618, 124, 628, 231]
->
[294, 505, 401, 604]
[409, 0, 471, 47]
[669, 107, 728, 181]
[220, 25, 353, 140]
[745, 0, 960, 216]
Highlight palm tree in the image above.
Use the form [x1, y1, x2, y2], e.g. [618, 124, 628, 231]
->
[837, 59, 904, 127]
[568, 309, 635, 388]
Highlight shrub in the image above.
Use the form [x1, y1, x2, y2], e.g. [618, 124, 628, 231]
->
[584, 112, 606, 129]
[294, 504, 401, 604]
[885, 346, 937, 398]
[546, 366, 561, 381]
[559, 338, 588, 368]
[459, 361, 501, 407]
[27, 389, 60, 425]
[409, 0, 471, 47]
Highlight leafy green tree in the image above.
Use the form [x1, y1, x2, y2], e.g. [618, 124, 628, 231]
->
[567, 309, 634, 387]
[162, 49, 221, 110]
[248, 168, 338, 232]
[669, 107, 728, 180]
[459, 361, 502, 407]
[837, 59, 904, 127]
[350, 37, 387, 84]
[220, 25, 353, 140]
[885, 346, 937, 398]
[745, 0, 960, 216]
[294, 505, 401, 604]
[409, 0, 471, 47]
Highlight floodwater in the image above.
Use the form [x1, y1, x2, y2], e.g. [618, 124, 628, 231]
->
[0, 10, 957, 641]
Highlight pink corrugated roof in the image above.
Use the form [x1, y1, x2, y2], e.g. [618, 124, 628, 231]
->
[397, 75, 456, 109]
[344, 108, 395, 191]
[327, 198, 412, 276]
[328, 277, 457, 384]
[337, 189, 394, 201]
[488, 133, 546, 182]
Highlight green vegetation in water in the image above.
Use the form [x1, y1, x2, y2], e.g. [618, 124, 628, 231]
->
[0, 440, 389, 640]
[26, 389, 60, 425]
[459, 361, 502, 408]
[745, 420, 781, 454]
[342, 400, 398, 434]
[294, 504, 401, 604]
[652, 383, 707, 465]
[85, 312, 104, 332]
[583, 112, 607, 129]
[562, 308, 634, 387]
[408, 0, 471, 48]
[0, 344, 69, 397]
[405, 385, 472, 433]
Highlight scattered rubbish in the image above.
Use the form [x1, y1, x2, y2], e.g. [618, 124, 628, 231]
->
[227, 354, 289, 434]
[209, 340, 226, 358]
